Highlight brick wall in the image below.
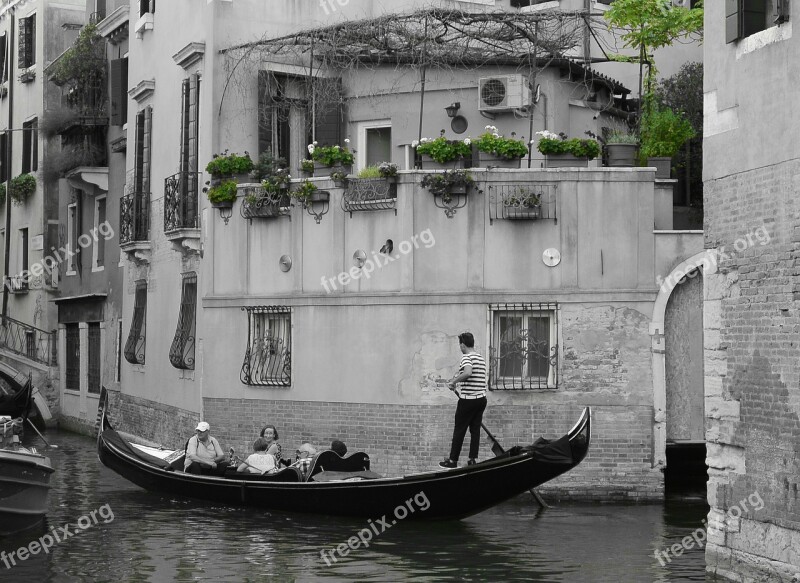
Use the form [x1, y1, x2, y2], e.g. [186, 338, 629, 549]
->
[704, 158, 800, 580]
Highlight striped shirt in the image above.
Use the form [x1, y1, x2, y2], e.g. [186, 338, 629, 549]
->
[458, 352, 487, 398]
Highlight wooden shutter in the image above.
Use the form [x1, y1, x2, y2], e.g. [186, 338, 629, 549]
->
[726, 0, 741, 43]
[179, 78, 189, 176]
[742, 0, 767, 37]
[18, 16, 31, 69]
[258, 71, 274, 157]
[0, 133, 6, 183]
[143, 106, 152, 193]
[0, 34, 6, 83]
[134, 110, 145, 193]
[110, 58, 128, 126]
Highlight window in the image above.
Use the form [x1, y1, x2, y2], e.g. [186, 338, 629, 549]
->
[93, 196, 106, 270]
[356, 121, 392, 170]
[65, 324, 80, 392]
[488, 303, 558, 390]
[241, 306, 292, 386]
[124, 280, 147, 364]
[175, 75, 199, 227]
[22, 119, 37, 174]
[727, 0, 790, 43]
[18, 15, 36, 69]
[67, 203, 77, 275]
[88, 322, 101, 394]
[110, 58, 128, 126]
[140, 0, 155, 17]
[169, 272, 196, 370]
[134, 107, 152, 193]
[19, 228, 28, 279]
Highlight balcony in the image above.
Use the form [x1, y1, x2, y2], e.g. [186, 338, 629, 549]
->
[164, 172, 201, 256]
[119, 192, 151, 262]
[6, 275, 28, 294]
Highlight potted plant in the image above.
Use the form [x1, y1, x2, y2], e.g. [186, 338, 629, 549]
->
[378, 162, 398, 183]
[9, 174, 37, 205]
[474, 126, 528, 168]
[603, 129, 640, 167]
[292, 179, 329, 205]
[414, 131, 472, 169]
[420, 169, 474, 203]
[308, 139, 355, 175]
[206, 179, 238, 209]
[300, 159, 315, 177]
[639, 106, 695, 178]
[205, 150, 254, 183]
[330, 170, 348, 188]
[250, 151, 288, 182]
[534, 131, 601, 168]
[503, 187, 541, 220]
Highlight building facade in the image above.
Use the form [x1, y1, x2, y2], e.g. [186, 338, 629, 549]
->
[703, 0, 800, 580]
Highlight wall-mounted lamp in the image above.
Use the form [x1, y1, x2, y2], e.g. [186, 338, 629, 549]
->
[445, 102, 461, 118]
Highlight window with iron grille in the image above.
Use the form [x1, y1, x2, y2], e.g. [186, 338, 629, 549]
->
[169, 272, 196, 370]
[25, 330, 35, 360]
[65, 324, 80, 392]
[124, 281, 147, 365]
[240, 306, 291, 386]
[88, 322, 101, 394]
[18, 15, 35, 69]
[488, 303, 558, 390]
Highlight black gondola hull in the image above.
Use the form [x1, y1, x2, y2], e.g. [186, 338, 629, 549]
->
[97, 402, 590, 521]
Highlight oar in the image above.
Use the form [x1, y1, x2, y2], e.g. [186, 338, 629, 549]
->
[441, 380, 549, 509]
[26, 417, 58, 449]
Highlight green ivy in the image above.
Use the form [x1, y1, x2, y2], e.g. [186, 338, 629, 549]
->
[639, 106, 695, 159]
[206, 180, 238, 203]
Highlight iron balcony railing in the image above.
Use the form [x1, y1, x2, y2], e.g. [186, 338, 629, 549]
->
[120, 191, 150, 244]
[0, 316, 57, 366]
[164, 171, 200, 232]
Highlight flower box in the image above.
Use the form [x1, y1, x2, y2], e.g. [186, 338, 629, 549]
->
[545, 154, 589, 168]
[308, 190, 330, 204]
[211, 200, 233, 210]
[476, 152, 521, 169]
[420, 155, 465, 170]
[313, 161, 352, 176]
[647, 157, 672, 179]
[503, 204, 541, 220]
[605, 144, 639, 167]
[448, 183, 469, 195]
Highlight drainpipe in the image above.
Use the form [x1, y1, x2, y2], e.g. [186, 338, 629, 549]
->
[2, 10, 15, 321]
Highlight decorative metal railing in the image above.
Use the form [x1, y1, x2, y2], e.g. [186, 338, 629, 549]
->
[169, 273, 197, 370]
[488, 303, 559, 390]
[164, 171, 200, 232]
[240, 306, 291, 387]
[487, 183, 558, 222]
[341, 178, 397, 215]
[0, 316, 57, 366]
[119, 191, 150, 244]
[239, 184, 292, 220]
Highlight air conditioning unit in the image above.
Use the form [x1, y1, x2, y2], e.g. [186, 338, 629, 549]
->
[478, 75, 530, 112]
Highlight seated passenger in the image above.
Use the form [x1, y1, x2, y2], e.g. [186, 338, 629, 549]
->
[259, 424, 282, 462]
[291, 442, 317, 480]
[331, 440, 348, 457]
[185, 422, 229, 475]
[237, 437, 277, 474]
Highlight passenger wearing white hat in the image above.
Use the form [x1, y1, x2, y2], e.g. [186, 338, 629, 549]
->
[184, 421, 229, 475]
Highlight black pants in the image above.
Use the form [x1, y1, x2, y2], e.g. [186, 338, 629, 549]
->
[448, 396, 487, 462]
[185, 461, 229, 476]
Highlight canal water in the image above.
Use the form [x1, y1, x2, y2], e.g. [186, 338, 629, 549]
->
[3, 429, 714, 582]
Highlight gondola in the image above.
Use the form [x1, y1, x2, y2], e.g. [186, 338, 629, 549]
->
[97, 389, 590, 520]
[0, 416, 54, 535]
[0, 375, 32, 418]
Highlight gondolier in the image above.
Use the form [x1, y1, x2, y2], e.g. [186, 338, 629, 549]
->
[440, 332, 487, 469]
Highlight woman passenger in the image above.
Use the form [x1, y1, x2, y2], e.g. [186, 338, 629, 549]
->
[259, 424, 282, 463]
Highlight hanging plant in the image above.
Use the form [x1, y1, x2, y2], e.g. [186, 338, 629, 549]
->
[9, 174, 37, 205]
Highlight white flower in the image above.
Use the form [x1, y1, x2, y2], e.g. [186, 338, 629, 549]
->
[463, 138, 471, 145]
[344, 138, 350, 144]
[420, 137, 429, 143]
[334, 145, 340, 150]
[411, 140, 419, 148]
[307, 144, 315, 154]
[313, 141, 318, 146]
[492, 132, 500, 138]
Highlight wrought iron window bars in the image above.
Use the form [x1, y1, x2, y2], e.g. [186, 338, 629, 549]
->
[240, 306, 292, 386]
[169, 273, 197, 370]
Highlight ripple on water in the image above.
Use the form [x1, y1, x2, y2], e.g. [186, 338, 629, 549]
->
[1, 430, 712, 582]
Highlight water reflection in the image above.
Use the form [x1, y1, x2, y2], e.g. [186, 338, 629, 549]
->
[1, 430, 713, 582]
